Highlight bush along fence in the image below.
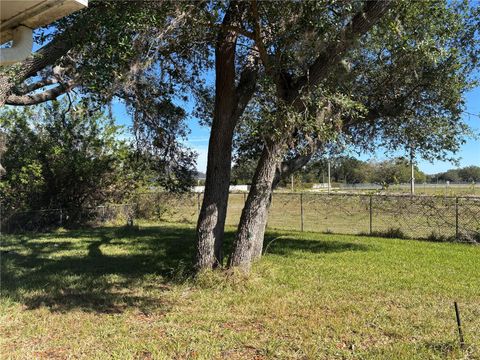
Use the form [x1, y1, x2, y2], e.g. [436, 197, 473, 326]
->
[0, 205, 135, 234]
[2, 193, 479, 242]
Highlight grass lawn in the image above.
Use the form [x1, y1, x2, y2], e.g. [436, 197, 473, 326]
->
[1, 224, 479, 359]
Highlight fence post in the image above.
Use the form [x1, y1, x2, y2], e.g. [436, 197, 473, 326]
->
[369, 195, 373, 235]
[59, 208, 63, 226]
[126, 204, 133, 226]
[455, 196, 459, 239]
[454, 302, 465, 349]
[300, 193, 304, 232]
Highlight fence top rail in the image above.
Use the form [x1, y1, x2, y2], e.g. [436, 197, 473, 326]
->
[273, 192, 480, 200]
[131, 190, 480, 200]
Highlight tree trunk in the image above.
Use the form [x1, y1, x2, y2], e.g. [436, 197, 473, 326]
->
[195, 113, 237, 269]
[195, 22, 238, 270]
[229, 139, 284, 270]
[195, 79, 257, 271]
[195, 2, 262, 270]
[241, 146, 318, 262]
[249, 193, 270, 261]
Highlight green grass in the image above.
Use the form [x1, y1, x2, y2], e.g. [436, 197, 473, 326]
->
[372, 184, 479, 196]
[1, 224, 479, 359]
[301, 184, 480, 197]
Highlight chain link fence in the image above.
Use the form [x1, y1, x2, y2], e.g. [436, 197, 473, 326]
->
[2, 192, 479, 242]
[333, 182, 479, 195]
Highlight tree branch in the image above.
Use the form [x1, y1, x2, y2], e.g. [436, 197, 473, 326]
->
[234, 51, 258, 119]
[272, 150, 317, 189]
[14, 77, 59, 95]
[0, 1, 112, 107]
[5, 80, 76, 106]
[0, 32, 78, 107]
[295, 0, 392, 94]
[222, 25, 255, 40]
[250, 0, 273, 75]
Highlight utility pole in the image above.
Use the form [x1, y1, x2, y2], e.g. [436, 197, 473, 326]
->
[410, 146, 415, 195]
[327, 160, 331, 194]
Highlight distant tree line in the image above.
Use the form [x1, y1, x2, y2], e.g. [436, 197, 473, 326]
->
[232, 156, 479, 187]
[429, 166, 480, 183]
[299, 157, 427, 187]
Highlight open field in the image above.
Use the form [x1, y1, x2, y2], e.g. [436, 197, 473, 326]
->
[336, 185, 479, 197]
[1, 224, 479, 359]
[274, 184, 480, 197]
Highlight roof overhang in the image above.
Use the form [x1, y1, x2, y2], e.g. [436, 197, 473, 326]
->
[1, 0, 87, 44]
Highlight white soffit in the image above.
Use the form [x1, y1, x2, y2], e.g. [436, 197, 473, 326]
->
[1, 0, 88, 43]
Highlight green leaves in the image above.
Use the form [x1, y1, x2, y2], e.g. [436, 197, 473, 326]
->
[0, 99, 134, 214]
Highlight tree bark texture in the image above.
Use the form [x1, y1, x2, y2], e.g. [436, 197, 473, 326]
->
[250, 150, 316, 260]
[233, 144, 314, 263]
[229, 139, 284, 270]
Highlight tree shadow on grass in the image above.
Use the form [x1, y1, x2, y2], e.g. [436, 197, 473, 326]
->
[2, 225, 370, 314]
[1, 225, 199, 314]
[262, 233, 373, 257]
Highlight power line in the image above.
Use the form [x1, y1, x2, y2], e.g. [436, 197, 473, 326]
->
[464, 111, 480, 119]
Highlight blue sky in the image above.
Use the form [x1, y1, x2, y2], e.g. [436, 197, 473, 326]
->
[112, 84, 480, 175]
[415, 87, 480, 173]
